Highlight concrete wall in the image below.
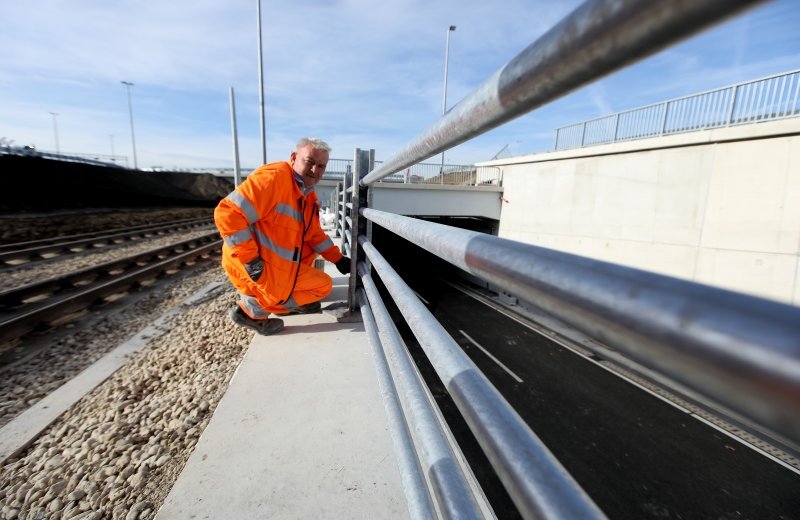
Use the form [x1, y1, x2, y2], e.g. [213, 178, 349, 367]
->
[371, 183, 503, 219]
[314, 179, 339, 210]
[479, 119, 800, 305]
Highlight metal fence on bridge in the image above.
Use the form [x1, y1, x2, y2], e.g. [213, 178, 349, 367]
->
[336, 1, 800, 519]
[553, 68, 800, 151]
[324, 158, 502, 186]
[202, 159, 501, 186]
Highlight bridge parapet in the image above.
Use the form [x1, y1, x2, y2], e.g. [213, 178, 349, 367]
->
[480, 117, 800, 304]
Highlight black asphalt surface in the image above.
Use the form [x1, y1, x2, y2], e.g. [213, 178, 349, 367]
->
[374, 229, 800, 520]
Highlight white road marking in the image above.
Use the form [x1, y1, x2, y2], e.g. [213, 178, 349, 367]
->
[412, 290, 430, 305]
[459, 329, 523, 383]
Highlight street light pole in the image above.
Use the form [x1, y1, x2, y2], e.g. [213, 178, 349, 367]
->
[229, 86, 242, 186]
[257, 0, 267, 164]
[49, 112, 60, 154]
[440, 25, 456, 175]
[121, 81, 139, 170]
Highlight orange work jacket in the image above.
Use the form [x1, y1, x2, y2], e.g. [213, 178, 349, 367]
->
[214, 161, 343, 308]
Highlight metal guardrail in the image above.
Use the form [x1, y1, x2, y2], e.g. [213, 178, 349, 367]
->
[324, 158, 501, 186]
[553, 68, 800, 150]
[202, 158, 501, 186]
[336, 1, 793, 519]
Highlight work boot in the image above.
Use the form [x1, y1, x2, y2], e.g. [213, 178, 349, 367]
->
[279, 301, 322, 316]
[229, 306, 284, 335]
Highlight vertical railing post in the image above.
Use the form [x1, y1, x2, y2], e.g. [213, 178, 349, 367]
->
[612, 113, 621, 143]
[660, 100, 671, 135]
[348, 148, 373, 312]
[726, 85, 740, 126]
[579, 121, 587, 147]
[341, 165, 351, 256]
[332, 183, 340, 238]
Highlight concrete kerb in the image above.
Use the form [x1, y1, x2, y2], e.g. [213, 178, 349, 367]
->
[0, 282, 226, 464]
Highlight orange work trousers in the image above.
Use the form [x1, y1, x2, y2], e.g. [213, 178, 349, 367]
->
[227, 257, 332, 319]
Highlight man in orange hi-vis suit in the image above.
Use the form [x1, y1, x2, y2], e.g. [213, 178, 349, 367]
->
[214, 137, 350, 335]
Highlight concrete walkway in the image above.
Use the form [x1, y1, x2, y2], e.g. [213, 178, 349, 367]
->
[156, 267, 409, 519]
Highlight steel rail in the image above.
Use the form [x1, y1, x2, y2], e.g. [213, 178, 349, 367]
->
[0, 218, 214, 266]
[0, 231, 221, 309]
[357, 285, 445, 520]
[359, 236, 606, 520]
[360, 207, 800, 449]
[0, 235, 221, 344]
[0, 217, 211, 253]
[360, 0, 764, 185]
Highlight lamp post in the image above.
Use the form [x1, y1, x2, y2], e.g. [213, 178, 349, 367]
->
[440, 25, 456, 175]
[257, 0, 267, 164]
[49, 112, 60, 154]
[121, 81, 139, 170]
[229, 86, 242, 186]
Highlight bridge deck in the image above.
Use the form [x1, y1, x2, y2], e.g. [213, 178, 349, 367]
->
[156, 265, 409, 519]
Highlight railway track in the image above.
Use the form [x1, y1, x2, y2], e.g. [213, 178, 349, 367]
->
[0, 217, 214, 267]
[0, 231, 221, 347]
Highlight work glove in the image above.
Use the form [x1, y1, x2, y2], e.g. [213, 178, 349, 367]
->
[244, 257, 264, 281]
[335, 256, 351, 275]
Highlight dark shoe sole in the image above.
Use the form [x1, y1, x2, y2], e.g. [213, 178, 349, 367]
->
[277, 301, 322, 316]
[229, 307, 284, 335]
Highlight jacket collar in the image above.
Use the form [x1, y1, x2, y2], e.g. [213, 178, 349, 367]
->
[291, 169, 315, 196]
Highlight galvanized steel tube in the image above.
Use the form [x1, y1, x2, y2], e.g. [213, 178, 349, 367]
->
[361, 0, 763, 185]
[361, 208, 800, 447]
[358, 265, 485, 520]
[357, 288, 437, 520]
[359, 237, 606, 520]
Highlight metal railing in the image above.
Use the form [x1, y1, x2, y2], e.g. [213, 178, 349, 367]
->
[336, 1, 799, 519]
[323, 158, 502, 186]
[554, 68, 800, 150]
[140, 158, 500, 184]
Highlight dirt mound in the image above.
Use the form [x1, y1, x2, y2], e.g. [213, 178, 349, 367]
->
[0, 155, 234, 213]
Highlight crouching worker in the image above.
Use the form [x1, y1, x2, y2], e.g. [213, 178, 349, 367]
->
[214, 137, 350, 335]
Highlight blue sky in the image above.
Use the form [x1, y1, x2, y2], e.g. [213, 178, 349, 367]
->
[1, 0, 798, 171]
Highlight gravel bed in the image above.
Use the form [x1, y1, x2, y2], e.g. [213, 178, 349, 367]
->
[0, 228, 218, 292]
[0, 264, 254, 519]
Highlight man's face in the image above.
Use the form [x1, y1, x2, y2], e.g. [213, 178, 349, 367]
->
[290, 145, 329, 187]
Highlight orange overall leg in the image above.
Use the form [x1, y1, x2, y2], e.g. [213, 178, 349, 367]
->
[260, 262, 333, 315]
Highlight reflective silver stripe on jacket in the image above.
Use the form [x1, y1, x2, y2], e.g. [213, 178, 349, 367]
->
[239, 295, 269, 319]
[275, 203, 303, 223]
[312, 237, 334, 253]
[223, 227, 253, 248]
[283, 295, 299, 310]
[226, 190, 260, 224]
[255, 229, 296, 262]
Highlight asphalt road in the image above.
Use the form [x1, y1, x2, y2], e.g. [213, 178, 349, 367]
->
[381, 254, 800, 519]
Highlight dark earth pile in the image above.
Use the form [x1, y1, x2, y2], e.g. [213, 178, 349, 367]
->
[0, 155, 234, 213]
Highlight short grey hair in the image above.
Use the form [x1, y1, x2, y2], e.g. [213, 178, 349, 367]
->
[296, 137, 331, 153]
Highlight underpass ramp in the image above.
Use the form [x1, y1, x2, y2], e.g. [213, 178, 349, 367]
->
[156, 265, 409, 519]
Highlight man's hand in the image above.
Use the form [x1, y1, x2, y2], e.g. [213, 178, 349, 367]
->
[335, 256, 351, 275]
[244, 257, 264, 281]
